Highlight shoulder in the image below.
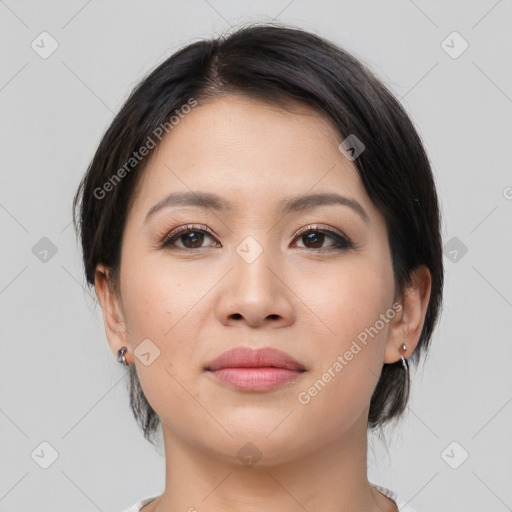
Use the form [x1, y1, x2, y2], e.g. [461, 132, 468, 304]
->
[371, 483, 421, 512]
[121, 495, 160, 512]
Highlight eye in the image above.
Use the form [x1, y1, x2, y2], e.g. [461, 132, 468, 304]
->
[160, 224, 220, 250]
[159, 224, 353, 252]
[292, 225, 352, 251]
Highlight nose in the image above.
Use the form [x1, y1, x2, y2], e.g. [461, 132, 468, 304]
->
[215, 241, 295, 329]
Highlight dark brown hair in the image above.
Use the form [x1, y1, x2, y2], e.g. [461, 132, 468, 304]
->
[73, 22, 443, 446]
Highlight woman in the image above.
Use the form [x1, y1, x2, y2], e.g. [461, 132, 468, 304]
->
[73, 22, 443, 512]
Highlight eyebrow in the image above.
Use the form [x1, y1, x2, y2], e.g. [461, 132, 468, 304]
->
[144, 191, 370, 225]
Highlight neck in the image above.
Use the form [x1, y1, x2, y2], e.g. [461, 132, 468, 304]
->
[149, 409, 396, 512]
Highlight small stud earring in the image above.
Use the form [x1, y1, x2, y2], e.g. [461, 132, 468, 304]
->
[117, 346, 129, 366]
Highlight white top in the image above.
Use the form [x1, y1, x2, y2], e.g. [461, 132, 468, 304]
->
[122, 484, 420, 511]
[372, 484, 420, 511]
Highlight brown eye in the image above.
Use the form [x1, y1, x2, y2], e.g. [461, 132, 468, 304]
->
[301, 231, 328, 248]
[161, 225, 219, 250]
[293, 227, 352, 251]
[160, 224, 352, 252]
[176, 231, 207, 249]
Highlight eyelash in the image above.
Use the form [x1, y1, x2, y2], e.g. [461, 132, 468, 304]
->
[159, 224, 354, 252]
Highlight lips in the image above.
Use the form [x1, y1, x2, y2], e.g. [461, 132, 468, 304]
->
[205, 346, 306, 372]
[205, 346, 306, 392]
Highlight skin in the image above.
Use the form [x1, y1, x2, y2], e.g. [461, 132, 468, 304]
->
[95, 94, 431, 512]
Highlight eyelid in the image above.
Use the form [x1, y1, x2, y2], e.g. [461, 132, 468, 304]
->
[293, 223, 348, 240]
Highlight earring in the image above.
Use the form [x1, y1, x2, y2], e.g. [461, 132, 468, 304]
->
[399, 343, 408, 373]
[117, 346, 129, 366]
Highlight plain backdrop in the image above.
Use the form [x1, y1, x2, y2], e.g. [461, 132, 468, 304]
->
[1, 1, 511, 511]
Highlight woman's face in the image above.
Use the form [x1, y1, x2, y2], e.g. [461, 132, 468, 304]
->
[104, 95, 402, 464]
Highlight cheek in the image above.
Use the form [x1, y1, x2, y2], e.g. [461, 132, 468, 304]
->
[294, 257, 394, 420]
[119, 260, 209, 424]
[309, 258, 393, 346]
[119, 253, 205, 373]
[121, 248, 201, 336]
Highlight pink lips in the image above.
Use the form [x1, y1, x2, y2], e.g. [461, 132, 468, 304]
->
[205, 346, 306, 392]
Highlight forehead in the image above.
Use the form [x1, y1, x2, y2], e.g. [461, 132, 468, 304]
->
[127, 94, 377, 224]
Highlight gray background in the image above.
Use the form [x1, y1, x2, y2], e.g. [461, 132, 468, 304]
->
[1, 1, 511, 511]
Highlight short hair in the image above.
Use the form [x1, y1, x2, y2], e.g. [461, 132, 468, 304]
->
[73, 22, 444, 446]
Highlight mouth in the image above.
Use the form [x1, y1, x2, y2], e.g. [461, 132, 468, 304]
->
[205, 346, 307, 392]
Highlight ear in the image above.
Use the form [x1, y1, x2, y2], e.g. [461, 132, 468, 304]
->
[384, 265, 432, 363]
[94, 263, 131, 364]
